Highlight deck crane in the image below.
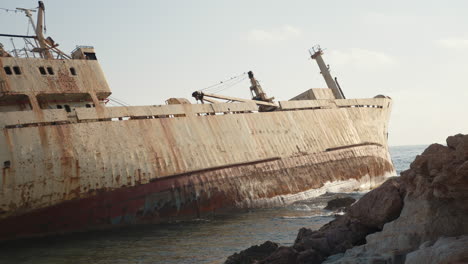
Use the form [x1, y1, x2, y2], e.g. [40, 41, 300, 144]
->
[192, 71, 278, 111]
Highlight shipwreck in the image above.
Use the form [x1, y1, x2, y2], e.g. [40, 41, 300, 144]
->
[0, 2, 395, 240]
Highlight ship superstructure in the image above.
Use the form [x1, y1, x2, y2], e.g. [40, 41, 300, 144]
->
[0, 2, 395, 240]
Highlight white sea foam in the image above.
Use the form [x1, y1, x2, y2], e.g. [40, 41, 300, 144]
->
[278, 212, 336, 219]
[291, 204, 312, 211]
[245, 172, 393, 209]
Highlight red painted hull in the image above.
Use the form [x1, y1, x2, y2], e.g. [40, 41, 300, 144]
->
[0, 145, 394, 241]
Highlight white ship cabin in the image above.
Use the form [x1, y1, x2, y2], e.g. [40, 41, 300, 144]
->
[0, 1, 111, 116]
[0, 45, 111, 114]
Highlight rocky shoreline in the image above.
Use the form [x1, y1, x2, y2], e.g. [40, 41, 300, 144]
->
[225, 134, 468, 264]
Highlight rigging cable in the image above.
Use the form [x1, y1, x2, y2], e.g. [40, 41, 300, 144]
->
[210, 75, 248, 94]
[107, 99, 127, 107]
[199, 72, 247, 92]
[0, 8, 19, 13]
[108, 96, 131, 106]
[108, 99, 128, 107]
[0, 6, 38, 13]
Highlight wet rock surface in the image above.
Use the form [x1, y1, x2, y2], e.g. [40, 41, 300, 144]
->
[225, 178, 404, 264]
[225, 241, 279, 264]
[225, 134, 468, 264]
[323, 197, 356, 211]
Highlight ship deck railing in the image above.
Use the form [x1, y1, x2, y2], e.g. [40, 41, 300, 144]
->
[0, 98, 391, 129]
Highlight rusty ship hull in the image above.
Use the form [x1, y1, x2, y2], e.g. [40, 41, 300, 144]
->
[0, 89, 395, 240]
[0, 3, 395, 239]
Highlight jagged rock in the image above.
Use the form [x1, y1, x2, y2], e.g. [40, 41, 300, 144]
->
[257, 247, 298, 264]
[296, 249, 325, 264]
[347, 178, 404, 229]
[224, 241, 279, 264]
[288, 178, 405, 263]
[446, 134, 468, 162]
[324, 197, 356, 211]
[225, 176, 405, 264]
[446, 133, 464, 149]
[326, 134, 468, 264]
[225, 134, 468, 264]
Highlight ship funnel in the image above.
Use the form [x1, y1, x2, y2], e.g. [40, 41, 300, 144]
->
[309, 45, 344, 99]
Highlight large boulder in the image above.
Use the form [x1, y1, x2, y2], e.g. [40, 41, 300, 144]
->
[324, 197, 356, 211]
[224, 241, 279, 264]
[257, 247, 298, 264]
[226, 177, 405, 264]
[347, 178, 404, 229]
[327, 134, 468, 263]
[291, 178, 404, 262]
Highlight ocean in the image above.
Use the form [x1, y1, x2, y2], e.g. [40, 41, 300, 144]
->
[0, 145, 428, 264]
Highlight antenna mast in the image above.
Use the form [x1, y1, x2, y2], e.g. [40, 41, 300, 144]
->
[309, 45, 344, 99]
[34, 1, 52, 59]
[16, 7, 37, 32]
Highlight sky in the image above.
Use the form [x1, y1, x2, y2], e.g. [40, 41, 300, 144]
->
[1, 0, 467, 146]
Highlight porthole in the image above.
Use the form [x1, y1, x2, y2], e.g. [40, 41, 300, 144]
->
[70, 67, 77, 76]
[39, 67, 47, 75]
[13, 66, 21, 75]
[3, 66, 12, 75]
[47, 67, 54, 75]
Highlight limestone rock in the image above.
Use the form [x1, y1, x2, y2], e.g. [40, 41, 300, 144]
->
[347, 178, 404, 229]
[225, 134, 468, 264]
[326, 134, 468, 264]
[225, 176, 406, 264]
[446, 133, 464, 149]
[404, 236, 468, 264]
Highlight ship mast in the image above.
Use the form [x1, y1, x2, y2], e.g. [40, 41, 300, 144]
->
[248, 71, 274, 103]
[2, 1, 70, 59]
[34, 1, 52, 59]
[310, 46, 344, 99]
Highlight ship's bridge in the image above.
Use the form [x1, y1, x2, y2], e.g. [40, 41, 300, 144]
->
[0, 46, 111, 113]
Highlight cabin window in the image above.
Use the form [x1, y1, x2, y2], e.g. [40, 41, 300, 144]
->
[13, 66, 21, 75]
[0, 94, 32, 112]
[84, 52, 97, 60]
[85, 104, 91, 108]
[47, 67, 54, 75]
[70, 67, 77, 76]
[3, 66, 12, 75]
[37, 93, 93, 110]
[3, 161, 10, 169]
[39, 67, 47, 75]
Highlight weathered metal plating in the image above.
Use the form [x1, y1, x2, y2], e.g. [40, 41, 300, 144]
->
[0, 2, 395, 240]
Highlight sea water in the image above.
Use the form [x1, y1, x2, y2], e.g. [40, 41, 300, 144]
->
[0, 145, 427, 264]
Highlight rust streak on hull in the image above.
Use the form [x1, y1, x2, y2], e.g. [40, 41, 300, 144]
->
[0, 145, 394, 241]
[0, 34, 396, 242]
